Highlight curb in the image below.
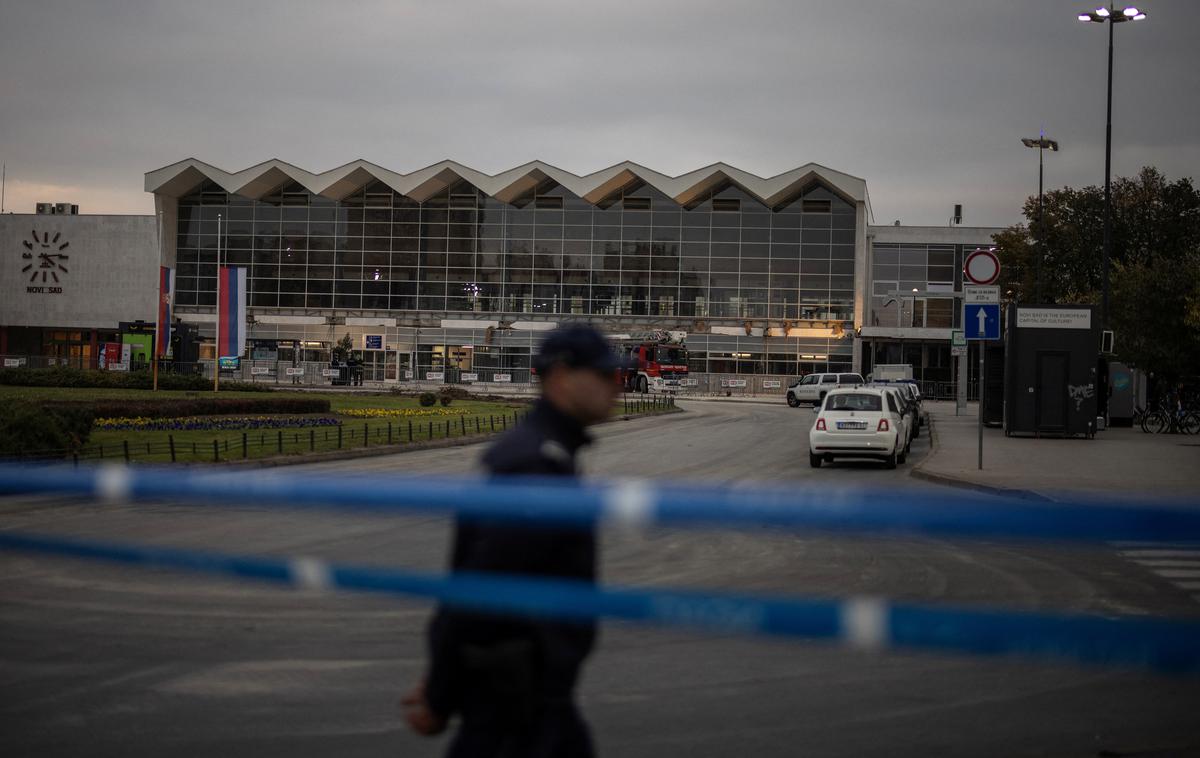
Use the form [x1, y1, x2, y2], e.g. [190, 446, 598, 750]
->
[908, 416, 1053, 502]
[675, 396, 787, 407]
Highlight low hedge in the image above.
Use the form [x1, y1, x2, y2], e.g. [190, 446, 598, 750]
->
[0, 401, 94, 455]
[0, 367, 268, 392]
[42, 396, 331, 420]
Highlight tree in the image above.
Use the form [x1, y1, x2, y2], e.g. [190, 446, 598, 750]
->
[993, 167, 1200, 380]
[332, 333, 354, 362]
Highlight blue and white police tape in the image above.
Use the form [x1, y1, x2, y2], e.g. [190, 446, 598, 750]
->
[1, 462, 1198, 544]
[1, 529, 1197, 675]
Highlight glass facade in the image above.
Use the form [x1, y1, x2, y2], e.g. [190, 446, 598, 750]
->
[173, 178, 858, 323]
[869, 242, 969, 329]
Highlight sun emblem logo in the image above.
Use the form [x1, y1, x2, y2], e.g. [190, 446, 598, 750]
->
[22, 230, 70, 283]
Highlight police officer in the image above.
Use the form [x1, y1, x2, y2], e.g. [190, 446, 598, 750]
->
[403, 324, 623, 758]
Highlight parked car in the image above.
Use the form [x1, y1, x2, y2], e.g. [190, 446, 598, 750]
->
[892, 381, 924, 430]
[809, 387, 908, 468]
[787, 372, 866, 407]
[870, 383, 917, 451]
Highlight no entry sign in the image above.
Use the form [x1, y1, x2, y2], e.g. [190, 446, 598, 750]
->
[964, 248, 1001, 285]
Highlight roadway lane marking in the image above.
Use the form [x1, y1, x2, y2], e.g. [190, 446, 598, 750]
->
[1118, 550, 1200, 559]
[1127, 559, 1200, 568]
[1154, 569, 1200, 579]
[1110, 543, 1200, 605]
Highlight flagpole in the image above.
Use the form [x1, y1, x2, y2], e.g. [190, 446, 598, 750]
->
[153, 211, 163, 392]
[213, 214, 221, 393]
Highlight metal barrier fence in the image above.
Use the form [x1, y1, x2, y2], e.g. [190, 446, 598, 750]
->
[1, 463, 1198, 674]
[0, 396, 674, 464]
[2, 355, 981, 399]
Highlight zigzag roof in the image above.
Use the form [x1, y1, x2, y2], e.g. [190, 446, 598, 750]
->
[145, 158, 870, 215]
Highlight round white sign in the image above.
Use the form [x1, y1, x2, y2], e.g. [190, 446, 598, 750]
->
[964, 249, 1000, 285]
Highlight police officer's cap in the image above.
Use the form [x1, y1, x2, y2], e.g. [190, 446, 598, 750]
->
[533, 325, 630, 375]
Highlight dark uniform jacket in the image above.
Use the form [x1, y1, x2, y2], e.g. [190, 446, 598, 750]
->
[424, 399, 598, 728]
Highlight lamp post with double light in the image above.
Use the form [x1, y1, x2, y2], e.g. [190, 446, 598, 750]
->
[1021, 134, 1059, 302]
[1077, 5, 1146, 335]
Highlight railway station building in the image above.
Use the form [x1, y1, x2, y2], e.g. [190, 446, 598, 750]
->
[3, 158, 1004, 389]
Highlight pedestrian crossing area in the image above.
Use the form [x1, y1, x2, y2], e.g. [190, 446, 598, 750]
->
[1112, 542, 1200, 603]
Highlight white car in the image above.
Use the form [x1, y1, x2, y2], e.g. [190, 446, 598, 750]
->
[786, 372, 866, 407]
[809, 387, 908, 469]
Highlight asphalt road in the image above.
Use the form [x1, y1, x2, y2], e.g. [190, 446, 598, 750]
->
[2, 400, 1199, 757]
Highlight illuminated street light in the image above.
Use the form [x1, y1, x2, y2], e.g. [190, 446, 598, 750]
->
[1076, 4, 1147, 338]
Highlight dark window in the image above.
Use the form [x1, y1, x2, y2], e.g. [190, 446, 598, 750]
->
[826, 393, 882, 411]
[712, 198, 741, 213]
[622, 197, 651, 210]
[802, 199, 832, 213]
[534, 196, 563, 209]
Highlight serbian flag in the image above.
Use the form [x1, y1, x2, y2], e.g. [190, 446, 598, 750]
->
[155, 266, 174, 358]
[217, 266, 248, 360]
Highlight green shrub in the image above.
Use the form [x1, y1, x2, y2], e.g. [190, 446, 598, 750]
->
[42, 397, 331, 420]
[0, 367, 269, 392]
[0, 401, 94, 456]
[439, 394, 453, 406]
[419, 392, 437, 407]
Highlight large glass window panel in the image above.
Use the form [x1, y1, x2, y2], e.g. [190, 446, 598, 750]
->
[772, 212, 803, 229]
[711, 227, 740, 243]
[801, 212, 832, 230]
[742, 228, 769, 244]
[651, 256, 680, 272]
[768, 226, 796, 244]
[710, 257, 739, 273]
[621, 256, 650, 271]
[681, 226, 710, 242]
[929, 248, 955, 267]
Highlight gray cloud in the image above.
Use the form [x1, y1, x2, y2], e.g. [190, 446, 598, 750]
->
[1, 0, 1196, 226]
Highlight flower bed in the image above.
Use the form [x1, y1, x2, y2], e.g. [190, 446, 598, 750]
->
[94, 415, 341, 432]
[338, 407, 469, 419]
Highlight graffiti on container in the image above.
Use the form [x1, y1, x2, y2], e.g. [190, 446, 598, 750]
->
[1067, 383, 1094, 411]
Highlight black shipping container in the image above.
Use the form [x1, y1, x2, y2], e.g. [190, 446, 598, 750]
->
[1003, 304, 1100, 438]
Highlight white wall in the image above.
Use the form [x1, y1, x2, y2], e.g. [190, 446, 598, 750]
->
[0, 213, 159, 328]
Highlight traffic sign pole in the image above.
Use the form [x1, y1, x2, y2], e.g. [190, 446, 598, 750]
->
[979, 345, 985, 470]
[952, 329, 966, 416]
[963, 285, 1001, 470]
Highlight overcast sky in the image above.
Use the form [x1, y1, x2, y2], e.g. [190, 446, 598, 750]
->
[1, 0, 1196, 227]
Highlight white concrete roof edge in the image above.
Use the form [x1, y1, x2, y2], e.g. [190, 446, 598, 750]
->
[145, 158, 869, 207]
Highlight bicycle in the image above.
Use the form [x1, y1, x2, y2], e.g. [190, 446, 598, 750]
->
[1141, 403, 1200, 435]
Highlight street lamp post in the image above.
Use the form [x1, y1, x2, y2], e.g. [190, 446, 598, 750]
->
[1021, 135, 1059, 303]
[1077, 5, 1146, 334]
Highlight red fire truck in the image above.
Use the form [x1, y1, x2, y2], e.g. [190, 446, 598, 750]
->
[618, 332, 689, 394]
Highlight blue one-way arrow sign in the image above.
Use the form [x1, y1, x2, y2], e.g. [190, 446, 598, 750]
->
[964, 303, 1000, 340]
